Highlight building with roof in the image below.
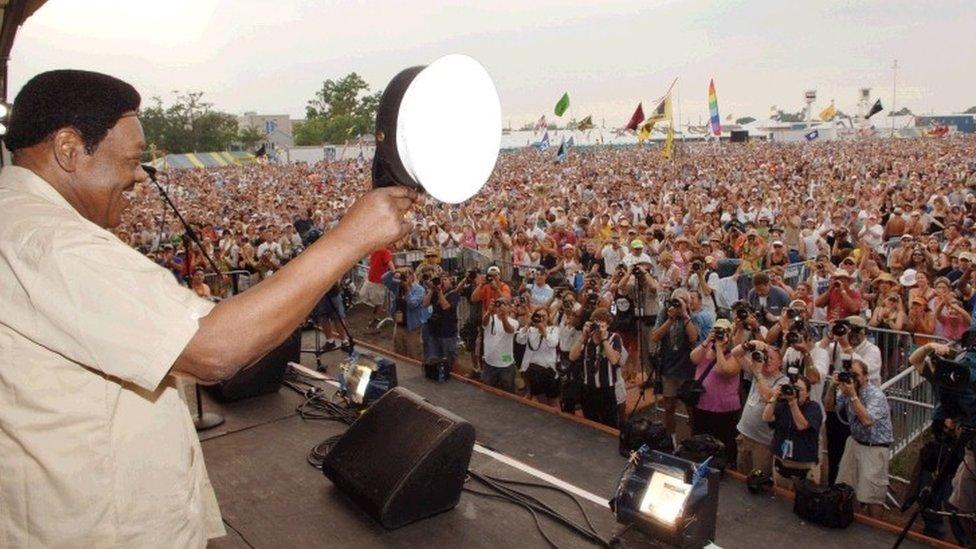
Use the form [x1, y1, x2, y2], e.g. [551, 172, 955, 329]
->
[238, 112, 295, 150]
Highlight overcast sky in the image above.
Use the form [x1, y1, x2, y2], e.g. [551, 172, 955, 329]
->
[11, 0, 976, 126]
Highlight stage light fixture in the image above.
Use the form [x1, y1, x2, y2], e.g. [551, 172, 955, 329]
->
[339, 362, 373, 405]
[611, 447, 720, 547]
[0, 102, 10, 136]
[372, 54, 501, 204]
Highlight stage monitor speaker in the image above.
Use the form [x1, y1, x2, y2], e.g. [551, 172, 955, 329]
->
[322, 387, 476, 529]
[730, 130, 749, 143]
[204, 329, 300, 402]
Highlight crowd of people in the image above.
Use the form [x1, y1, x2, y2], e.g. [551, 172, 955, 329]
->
[118, 135, 976, 538]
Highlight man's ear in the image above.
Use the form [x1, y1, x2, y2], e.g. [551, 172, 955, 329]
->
[51, 128, 86, 173]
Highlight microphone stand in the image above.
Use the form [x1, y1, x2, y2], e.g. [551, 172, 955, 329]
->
[143, 164, 224, 432]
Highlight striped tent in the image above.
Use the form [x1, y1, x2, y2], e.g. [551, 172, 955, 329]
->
[149, 151, 257, 170]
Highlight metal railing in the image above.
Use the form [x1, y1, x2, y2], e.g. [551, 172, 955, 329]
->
[202, 269, 256, 297]
[881, 364, 935, 457]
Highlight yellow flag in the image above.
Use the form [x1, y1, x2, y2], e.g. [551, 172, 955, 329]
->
[819, 103, 837, 122]
[663, 126, 674, 160]
[637, 120, 655, 143]
[646, 93, 672, 124]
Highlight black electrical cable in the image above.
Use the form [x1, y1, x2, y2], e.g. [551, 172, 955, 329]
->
[469, 472, 608, 548]
[462, 486, 561, 549]
[485, 475, 603, 540]
[295, 393, 358, 424]
[307, 434, 345, 469]
[467, 470, 611, 548]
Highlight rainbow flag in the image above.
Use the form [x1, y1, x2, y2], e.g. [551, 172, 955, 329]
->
[708, 79, 721, 136]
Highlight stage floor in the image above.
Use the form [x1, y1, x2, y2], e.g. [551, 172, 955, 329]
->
[199, 332, 925, 549]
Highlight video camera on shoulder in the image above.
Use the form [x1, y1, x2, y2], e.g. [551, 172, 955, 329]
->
[931, 352, 976, 391]
[927, 348, 976, 429]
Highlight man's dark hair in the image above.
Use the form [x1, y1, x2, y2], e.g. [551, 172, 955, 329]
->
[5, 69, 140, 154]
[753, 272, 770, 286]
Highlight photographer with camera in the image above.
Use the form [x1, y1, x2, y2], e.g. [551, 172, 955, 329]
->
[458, 269, 485, 378]
[763, 376, 823, 488]
[731, 301, 767, 403]
[569, 308, 623, 428]
[733, 339, 786, 477]
[651, 291, 700, 438]
[609, 264, 640, 383]
[471, 265, 512, 306]
[814, 269, 863, 322]
[381, 267, 431, 361]
[422, 273, 461, 370]
[688, 319, 742, 467]
[556, 296, 584, 413]
[825, 358, 893, 517]
[811, 315, 880, 485]
[481, 297, 520, 393]
[516, 307, 560, 407]
[686, 257, 720, 318]
[908, 341, 975, 543]
[747, 272, 792, 327]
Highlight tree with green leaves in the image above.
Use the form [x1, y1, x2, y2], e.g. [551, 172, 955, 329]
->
[237, 125, 265, 151]
[139, 91, 239, 155]
[295, 72, 382, 146]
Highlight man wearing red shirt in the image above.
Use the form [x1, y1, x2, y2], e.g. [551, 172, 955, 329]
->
[814, 269, 862, 321]
[362, 246, 394, 327]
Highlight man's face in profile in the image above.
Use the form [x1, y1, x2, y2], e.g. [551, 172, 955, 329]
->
[72, 114, 148, 228]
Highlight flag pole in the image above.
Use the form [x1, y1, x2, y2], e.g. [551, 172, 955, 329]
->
[675, 79, 681, 161]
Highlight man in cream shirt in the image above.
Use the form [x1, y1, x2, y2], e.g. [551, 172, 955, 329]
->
[0, 70, 416, 547]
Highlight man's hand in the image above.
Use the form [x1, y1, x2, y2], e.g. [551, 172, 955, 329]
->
[930, 342, 953, 357]
[336, 187, 418, 252]
[835, 374, 856, 397]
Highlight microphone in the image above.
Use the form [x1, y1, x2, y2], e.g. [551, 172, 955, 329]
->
[141, 163, 158, 180]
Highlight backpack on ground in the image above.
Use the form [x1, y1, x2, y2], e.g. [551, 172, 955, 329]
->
[619, 416, 673, 457]
[793, 480, 855, 529]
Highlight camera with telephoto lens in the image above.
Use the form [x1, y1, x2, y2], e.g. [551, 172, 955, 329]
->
[779, 383, 796, 401]
[531, 313, 543, 324]
[832, 321, 849, 337]
[431, 276, 441, 287]
[668, 298, 683, 310]
[736, 306, 751, 321]
[486, 274, 496, 283]
[751, 350, 766, 362]
[712, 327, 727, 341]
[786, 330, 802, 345]
[691, 261, 702, 272]
[837, 371, 853, 384]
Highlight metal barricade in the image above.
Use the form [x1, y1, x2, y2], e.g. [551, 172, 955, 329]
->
[881, 364, 935, 456]
[202, 270, 254, 298]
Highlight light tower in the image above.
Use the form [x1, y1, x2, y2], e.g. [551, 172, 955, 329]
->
[803, 90, 817, 126]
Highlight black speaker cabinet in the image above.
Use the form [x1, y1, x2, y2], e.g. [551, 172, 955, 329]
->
[204, 329, 300, 402]
[730, 129, 749, 143]
[322, 387, 476, 529]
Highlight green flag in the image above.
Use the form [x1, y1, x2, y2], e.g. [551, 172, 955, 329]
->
[554, 92, 570, 117]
